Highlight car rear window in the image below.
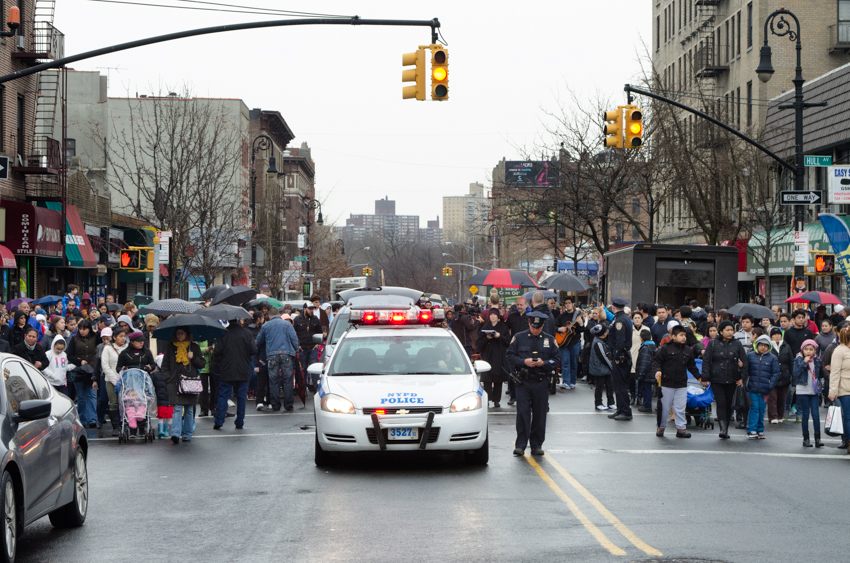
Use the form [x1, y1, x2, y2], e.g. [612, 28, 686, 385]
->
[329, 312, 350, 345]
[329, 334, 470, 376]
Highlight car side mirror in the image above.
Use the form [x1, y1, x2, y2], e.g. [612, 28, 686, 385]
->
[473, 360, 491, 373]
[15, 399, 51, 422]
[312, 333, 325, 346]
[307, 362, 324, 378]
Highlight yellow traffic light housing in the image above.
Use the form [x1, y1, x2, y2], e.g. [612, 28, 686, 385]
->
[603, 108, 624, 149]
[447, 267, 453, 276]
[624, 105, 643, 148]
[430, 46, 448, 101]
[402, 48, 426, 101]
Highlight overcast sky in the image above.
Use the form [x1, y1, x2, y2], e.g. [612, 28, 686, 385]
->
[55, 0, 651, 228]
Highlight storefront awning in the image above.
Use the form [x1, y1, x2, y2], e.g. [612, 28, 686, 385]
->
[0, 200, 62, 257]
[0, 245, 16, 268]
[746, 221, 841, 276]
[43, 203, 97, 268]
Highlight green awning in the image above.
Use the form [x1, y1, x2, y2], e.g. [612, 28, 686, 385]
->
[38, 203, 98, 268]
[746, 219, 850, 276]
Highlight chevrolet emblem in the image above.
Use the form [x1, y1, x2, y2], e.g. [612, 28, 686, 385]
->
[397, 409, 410, 415]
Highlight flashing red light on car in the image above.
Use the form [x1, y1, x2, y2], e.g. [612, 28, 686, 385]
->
[375, 409, 386, 415]
[391, 312, 405, 323]
[363, 311, 376, 323]
[419, 310, 432, 322]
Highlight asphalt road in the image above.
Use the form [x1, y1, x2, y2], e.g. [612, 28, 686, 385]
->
[15, 382, 850, 563]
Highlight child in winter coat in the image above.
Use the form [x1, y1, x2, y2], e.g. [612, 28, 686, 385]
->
[587, 324, 615, 411]
[793, 339, 823, 448]
[746, 334, 780, 439]
[634, 329, 656, 413]
[44, 335, 71, 395]
[150, 354, 171, 438]
[651, 326, 701, 438]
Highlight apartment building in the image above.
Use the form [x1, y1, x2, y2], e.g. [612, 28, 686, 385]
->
[442, 182, 489, 240]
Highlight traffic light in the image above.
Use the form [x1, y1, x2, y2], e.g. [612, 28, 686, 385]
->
[119, 250, 140, 269]
[430, 45, 448, 101]
[447, 267, 453, 276]
[402, 48, 426, 101]
[624, 105, 643, 148]
[603, 108, 623, 149]
[363, 267, 373, 276]
[441, 267, 447, 276]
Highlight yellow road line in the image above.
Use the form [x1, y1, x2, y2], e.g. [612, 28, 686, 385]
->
[523, 455, 626, 556]
[544, 455, 663, 557]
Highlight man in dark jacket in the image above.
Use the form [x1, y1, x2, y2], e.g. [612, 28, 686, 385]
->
[293, 303, 322, 389]
[507, 298, 529, 337]
[213, 321, 257, 430]
[784, 309, 814, 356]
[527, 292, 556, 336]
[651, 305, 673, 345]
[701, 320, 748, 437]
[651, 325, 700, 438]
[452, 305, 476, 357]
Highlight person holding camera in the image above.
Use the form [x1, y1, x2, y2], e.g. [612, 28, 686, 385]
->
[452, 303, 477, 358]
[506, 311, 561, 457]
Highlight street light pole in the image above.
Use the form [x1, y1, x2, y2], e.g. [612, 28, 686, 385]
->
[251, 134, 278, 289]
[756, 8, 828, 290]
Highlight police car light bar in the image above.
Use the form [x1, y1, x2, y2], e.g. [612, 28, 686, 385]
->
[350, 306, 445, 326]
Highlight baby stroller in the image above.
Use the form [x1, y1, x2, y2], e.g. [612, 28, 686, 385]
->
[115, 368, 157, 443]
[685, 374, 715, 430]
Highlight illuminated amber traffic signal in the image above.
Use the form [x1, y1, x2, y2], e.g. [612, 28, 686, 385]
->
[120, 250, 140, 269]
[402, 48, 426, 101]
[430, 46, 448, 101]
[624, 105, 643, 148]
[603, 108, 623, 149]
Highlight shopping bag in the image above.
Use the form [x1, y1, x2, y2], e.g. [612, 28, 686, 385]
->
[825, 404, 844, 437]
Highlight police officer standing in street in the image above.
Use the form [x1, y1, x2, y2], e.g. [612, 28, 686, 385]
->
[607, 297, 634, 420]
[506, 311, 561, 456]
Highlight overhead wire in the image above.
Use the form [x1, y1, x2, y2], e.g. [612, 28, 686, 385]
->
[172, 0, 348, 17]
[639, 87, 796, 108]
[84, 0, 351, 17]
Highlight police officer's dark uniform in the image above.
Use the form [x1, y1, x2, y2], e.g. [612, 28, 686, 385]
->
[607, 297, 634, 420]
[506, 311, 561, 456]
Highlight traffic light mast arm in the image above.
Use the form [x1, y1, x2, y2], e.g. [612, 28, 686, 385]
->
[0, 16, 442, 85]
[623, 84, 794, 173]
[445, 262, 482, 272]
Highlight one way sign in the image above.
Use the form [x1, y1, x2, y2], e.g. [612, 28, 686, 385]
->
[780, 190, 822, 205]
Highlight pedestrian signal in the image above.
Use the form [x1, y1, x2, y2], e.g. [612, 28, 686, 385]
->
[430, 46, 448, 101]
[402, 48, 426, 101]
[120, 250, 140, 269]
[624, 105, 643, 148]
[603, 108, 623, 149]
[815, 254, 835, 274]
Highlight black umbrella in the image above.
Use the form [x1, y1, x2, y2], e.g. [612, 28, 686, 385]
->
[725, 303, 774, 319]
[211, 286, 257, 306]
[200, 284, 230, 301]
[540, 272, 590, 293]
[196, 304, 253, 322]
[140, 298, 202, 316]
[105, 302, 123, 312]
[151, 314, 227, 341]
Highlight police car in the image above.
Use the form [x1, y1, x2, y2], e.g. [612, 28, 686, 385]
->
[309, 290, 490, 466]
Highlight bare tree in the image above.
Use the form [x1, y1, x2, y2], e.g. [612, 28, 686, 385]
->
[93, 86, 244, 297]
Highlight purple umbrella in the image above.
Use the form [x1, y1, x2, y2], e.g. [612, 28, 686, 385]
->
[6, 297, 33, 309]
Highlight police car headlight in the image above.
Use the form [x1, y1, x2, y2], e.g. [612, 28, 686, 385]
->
[450, 392, 482, 413]
[321, 394, 355, 414]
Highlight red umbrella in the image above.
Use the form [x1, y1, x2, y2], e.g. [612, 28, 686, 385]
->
[785, 291, 844, 305]
[467, 269, 538, 288]
[293, 353, 307, 407]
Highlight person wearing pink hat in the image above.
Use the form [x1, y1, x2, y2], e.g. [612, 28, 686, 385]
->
[795, 338, 825, 448]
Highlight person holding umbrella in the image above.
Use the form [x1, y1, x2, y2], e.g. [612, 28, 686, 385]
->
[161, 328, 206, 443]
[212, 318, 256, 430]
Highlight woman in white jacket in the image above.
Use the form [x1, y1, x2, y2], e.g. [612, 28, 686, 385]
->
[101, 328, 128, 437]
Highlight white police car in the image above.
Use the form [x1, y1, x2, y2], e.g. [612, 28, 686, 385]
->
[309, 292, 490, 466]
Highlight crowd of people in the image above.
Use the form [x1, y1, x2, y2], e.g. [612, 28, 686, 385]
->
[1, 285, 336, 445]
[445, 290, 850, 452]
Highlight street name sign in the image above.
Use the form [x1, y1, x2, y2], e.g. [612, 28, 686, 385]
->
[301, 272, 316, 279]
[780, 191, 822, 205]
[805, 156, 832, 167]
[0, 156, 9, 180]
[294, 256, 308, 261]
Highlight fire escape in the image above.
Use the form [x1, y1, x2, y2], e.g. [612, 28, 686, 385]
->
[692, 0, 728, 148]
[10, 0, 66, 203]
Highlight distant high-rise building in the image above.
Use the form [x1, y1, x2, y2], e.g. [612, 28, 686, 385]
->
[333, 198, 442, 244]
[375, 196, 395, 216]
[442, 183, 490, 240]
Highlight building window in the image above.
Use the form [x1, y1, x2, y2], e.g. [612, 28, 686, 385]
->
[731, 15, 735, 59]
[747, 3, 753, 48]
[841, 1, 850, 42]
[664, 7, 667, 42]
[65, 138, 76, 160]
[679, 0, 682, 30]
[656, 15, 660, 50]
[725, 20, 730, 62]
[736, 87, 741, 129]
[671, 2, 675, 34]
[747, 81, 753, 126]
[633, 225, 640, 239]
[632, 199, 640, 215]
[616, 223, 624, 240]
[737, 11, 742, 55]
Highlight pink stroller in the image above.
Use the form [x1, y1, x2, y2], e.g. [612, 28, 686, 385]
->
[115, 368, 157, 443]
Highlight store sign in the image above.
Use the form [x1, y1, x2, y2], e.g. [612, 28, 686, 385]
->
[0, 201, 62, 257]
[819, 214, 850, 290]
[746, 227, 832, 276]
[828, 166, 850, 203]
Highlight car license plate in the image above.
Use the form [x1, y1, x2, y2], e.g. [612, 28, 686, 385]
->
[387, 428, 419, 440]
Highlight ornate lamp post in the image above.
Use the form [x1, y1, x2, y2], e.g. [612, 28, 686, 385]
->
[250, 134, 278, 288]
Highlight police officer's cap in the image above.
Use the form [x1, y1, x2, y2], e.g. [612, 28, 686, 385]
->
[590, 324, 605, 337]
[611, 297, 628, 307]
[527, 311, 547, 328]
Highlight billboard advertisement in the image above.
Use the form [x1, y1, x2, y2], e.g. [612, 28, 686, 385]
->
[504, 161, 557, 187]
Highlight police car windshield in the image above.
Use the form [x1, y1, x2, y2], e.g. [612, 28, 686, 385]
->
[329, 335, 471, 376]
